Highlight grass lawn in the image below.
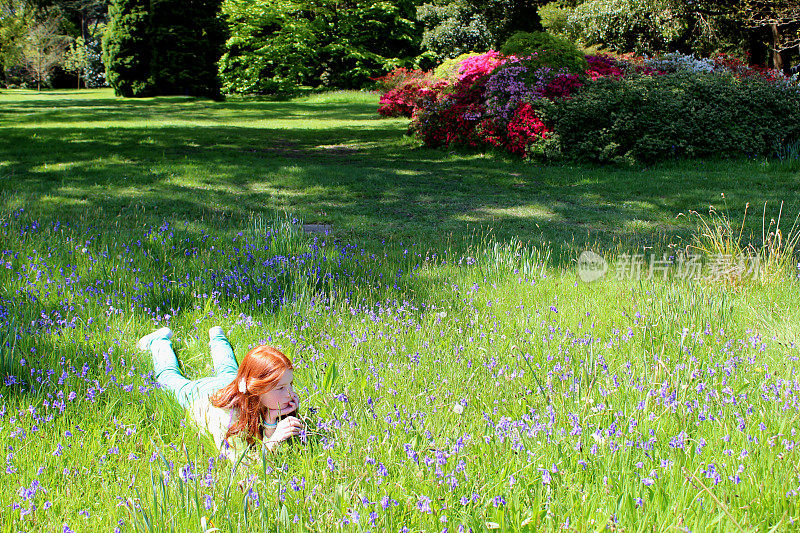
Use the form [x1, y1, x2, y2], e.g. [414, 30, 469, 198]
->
[2, 88, 798, 263]
[1, 88, 800, 532]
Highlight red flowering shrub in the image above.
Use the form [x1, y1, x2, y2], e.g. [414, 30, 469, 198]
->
[585, 54, 625, 80]
[505, 103, 550, 156]
[411, 50, 563, 157]
[412, 75, 489, 147]
[542, 73, 582, 99]
[713, 53, 786, 82]
[413, 69, 553, 158]
[371, 68, 428, 92]
[378, 78, 449, 118]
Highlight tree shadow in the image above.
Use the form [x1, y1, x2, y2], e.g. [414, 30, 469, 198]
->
[1, 91, 798, 271]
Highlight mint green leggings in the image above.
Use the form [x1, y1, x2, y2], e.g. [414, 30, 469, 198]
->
[148, 330, 239, 408]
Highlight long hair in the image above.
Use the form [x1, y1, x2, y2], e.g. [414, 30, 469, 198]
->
[210, 345, 293, 444]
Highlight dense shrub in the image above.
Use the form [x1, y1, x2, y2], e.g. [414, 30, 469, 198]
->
[411, 72, 491, 148]
[410, 51, 562, 157]
[375, 69, 447, 117]
[379, 43, 800, 164]
[499, 31, 587, 73]
[376, 50, 509, 118]
[220, 0, 423, 95]
[433, 52, 482, 81]
[538, 71, 800, 164]
[417, 0, 493, 61]
[104, 0, 224, 98]
[485, 61, 581, 121]
[103, 0, 153, 96]
[504, 103, 551, 155]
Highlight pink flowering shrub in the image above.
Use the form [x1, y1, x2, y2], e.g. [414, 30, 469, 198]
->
[373, 68, 452, 118]
[412, 59, 557, 158]
[456, 51, 507, 82]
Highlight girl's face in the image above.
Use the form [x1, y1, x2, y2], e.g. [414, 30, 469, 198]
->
[258, 369, 294, 412]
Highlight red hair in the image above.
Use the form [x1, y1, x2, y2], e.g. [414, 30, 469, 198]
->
[210, 345, 293, 444]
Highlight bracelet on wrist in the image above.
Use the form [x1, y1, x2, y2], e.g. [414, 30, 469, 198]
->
[264, 420, 278, 428]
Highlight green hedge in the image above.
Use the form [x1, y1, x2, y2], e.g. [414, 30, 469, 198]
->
[537, 72, 800, 164]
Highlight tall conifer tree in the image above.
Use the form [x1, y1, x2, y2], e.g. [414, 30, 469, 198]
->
[104, 0, 224, 98]
[103, 0, 153, 96]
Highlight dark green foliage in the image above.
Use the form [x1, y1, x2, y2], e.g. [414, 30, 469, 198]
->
[319, 1, 425, 89]
[538, 72, 800, 164]
[218, 0, 317, 95]
[104, 0, 224, 98]
[149, 0, 224, 99]
[219, 0, 424, 95]
[500, 31, 587, 73]
[471, 0, 541, 46]
[416, 0, 492, 60]
[416, 0, 542, 59]
[103, 0, 153, 96]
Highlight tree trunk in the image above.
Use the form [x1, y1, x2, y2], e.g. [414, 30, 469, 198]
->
[770, 23, 791, 74]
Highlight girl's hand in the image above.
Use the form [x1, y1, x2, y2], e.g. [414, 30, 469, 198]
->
[265, 392, 300, 423]
[266, 416, 303, 451]
[286, 391, 300, 414]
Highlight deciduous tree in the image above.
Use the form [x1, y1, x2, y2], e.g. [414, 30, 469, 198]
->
[22, 13, 68, 89]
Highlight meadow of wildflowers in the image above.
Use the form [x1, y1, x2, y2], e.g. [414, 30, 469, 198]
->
[2, 198, 800, 532]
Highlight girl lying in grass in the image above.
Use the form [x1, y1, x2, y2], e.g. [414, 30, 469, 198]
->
[138, 326, 303, 462]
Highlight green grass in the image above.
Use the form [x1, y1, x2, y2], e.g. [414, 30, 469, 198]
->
[1, 89, 800, 532]
[2, 88, 798, 264]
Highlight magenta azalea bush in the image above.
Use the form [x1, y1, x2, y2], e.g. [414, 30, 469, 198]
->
[376, 50, 618, 157]
[455, 50, 506, 82]
[405, 51, 588, 158]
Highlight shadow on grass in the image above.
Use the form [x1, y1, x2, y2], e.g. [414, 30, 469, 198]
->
[1, 91, 799, 269]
